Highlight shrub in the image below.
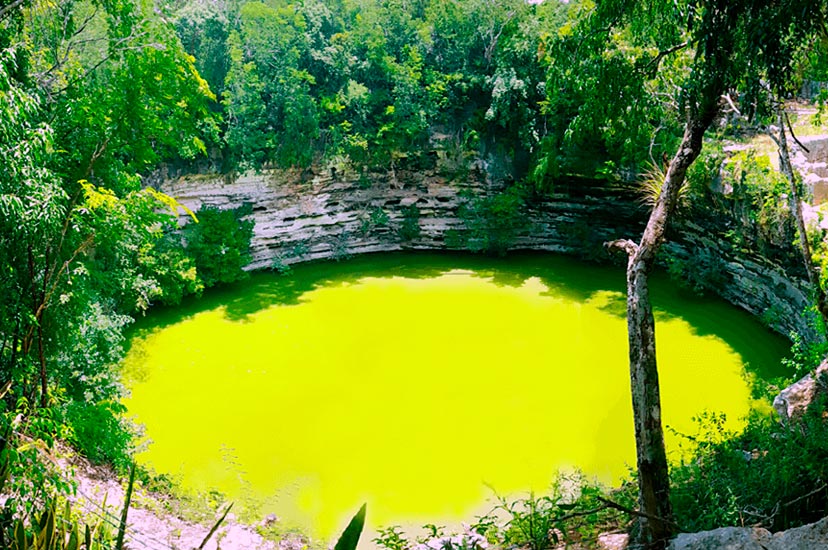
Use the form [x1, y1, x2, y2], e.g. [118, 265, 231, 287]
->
[671, 403, 828, 532]
[399, 205, 421, 241]
[64, 400, 134, 472]
[724, 151, 795, 256]
[663, 244, 728, 296]
[330, 232, 352, 261]
[781, 331, 828, 382]
[360, 206, 390, 235]
[372, 476, 635, 550]
[271, 255, 292, 275]
[559, 219, 614, 264]
[184, 204, 255, 288]
[457, 185, 529, 255]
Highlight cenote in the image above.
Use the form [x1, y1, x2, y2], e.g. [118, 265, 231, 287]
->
[121, 251, 789, 539]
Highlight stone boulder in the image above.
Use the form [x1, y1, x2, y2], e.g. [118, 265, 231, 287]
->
[773, 359, 828, 422]
[667, 517, 828, 549]
[667, 526, 773, 549]
[771, 515, 828, 548]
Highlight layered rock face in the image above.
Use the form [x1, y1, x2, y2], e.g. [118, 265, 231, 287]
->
[160, 166, 813, 339]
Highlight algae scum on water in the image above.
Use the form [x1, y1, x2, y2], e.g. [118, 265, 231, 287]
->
[121, 252, 788, 537]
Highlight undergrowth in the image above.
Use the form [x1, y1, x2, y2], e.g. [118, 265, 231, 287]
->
[671, 399, 828, 533]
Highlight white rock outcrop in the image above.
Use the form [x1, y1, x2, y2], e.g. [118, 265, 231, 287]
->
[774, 359, 828, 422]
[668, 516, 828, 549]
[159, 167, 815, 339]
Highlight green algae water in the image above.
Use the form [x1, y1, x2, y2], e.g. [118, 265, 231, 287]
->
[122, 252, 788, 539]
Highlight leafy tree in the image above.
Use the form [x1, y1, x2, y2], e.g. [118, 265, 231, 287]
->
[223, 1, 319, 167]
[458, 185, 528, 255]
[184, 204, 255, 288]
[770, 106, 828, 331]
[177, 0, 569, 174]
[173, 0, 236, 105]
[23, 0, 218, 186]
[551, 1, 828, 547]
[0, 0, 218, 514]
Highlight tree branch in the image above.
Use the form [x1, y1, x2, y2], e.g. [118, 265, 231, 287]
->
[22, 234, 94, 350]
[605, 238, 639, 257]
[35, 5, 102, 91]
[482, 10, 516, 64]
[785, 111, 810, 154]
[596, 496, 682, 531]
[644, 41, 690, 76]
[721, 92, 742, 116]
[0, 0, 28, 22]
[557, 505, 610, 523]
[781, 481, 827, 510]
[54, 29, 155, 95]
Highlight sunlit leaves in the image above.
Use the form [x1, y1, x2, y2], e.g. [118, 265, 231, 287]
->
[183, 204, 253, 288]
[223, 1, 319, 167]
[22, 0, 218, 187]
[537, 0, 827, 187]
[214, 0, 568, 172]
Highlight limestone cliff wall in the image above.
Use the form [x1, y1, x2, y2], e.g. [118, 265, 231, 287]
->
[161, 167, 814, 340]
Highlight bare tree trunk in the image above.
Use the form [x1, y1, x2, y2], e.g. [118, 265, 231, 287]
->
[37, 323, 48, 408]
[608, 109, 717, 549]
[773, 108, 828, 330]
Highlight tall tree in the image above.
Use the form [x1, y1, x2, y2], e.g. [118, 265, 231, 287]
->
[770, 104, 828, 331]
[223, 0, 319, 168]
[0, 0, 214, 448]
[547, 1, 828, 547]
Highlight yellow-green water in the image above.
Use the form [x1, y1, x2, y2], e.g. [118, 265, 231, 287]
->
[122, 252, 788, 540]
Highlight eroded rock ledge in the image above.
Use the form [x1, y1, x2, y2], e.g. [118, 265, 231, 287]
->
[160, 166, 814, 339]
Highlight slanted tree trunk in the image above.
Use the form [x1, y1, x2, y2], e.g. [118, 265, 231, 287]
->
[608, 107, 717, 549]
[772, 107, 828, 330]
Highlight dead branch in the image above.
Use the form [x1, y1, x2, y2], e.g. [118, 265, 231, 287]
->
[596, 496, 683, 532]
[644, 41, 690, 76]
[781, 481, 827, 510]
[605, 238, 639, 257]
[784, 111, 811, 154]
[721, 92, 742, 116]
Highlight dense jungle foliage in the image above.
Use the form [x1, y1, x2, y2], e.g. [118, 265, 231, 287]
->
[3, 0, 828, 546]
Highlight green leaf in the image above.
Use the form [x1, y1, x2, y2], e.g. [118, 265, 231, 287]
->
[14, 521, 28, 550]
[67, 527, 79, 550]
[115, 463, 137, 550]
[334, 503, 367, 550]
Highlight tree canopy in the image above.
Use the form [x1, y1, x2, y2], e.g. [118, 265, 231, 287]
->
[545, 1, 828, 547]
[0, 0, 231, 514]
[161, 0, 569, 174]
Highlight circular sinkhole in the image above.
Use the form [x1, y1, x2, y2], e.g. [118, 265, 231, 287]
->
[121, 252, 788, 538]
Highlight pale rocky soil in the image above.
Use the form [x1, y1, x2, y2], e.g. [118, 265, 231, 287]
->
[61, 450, 298, 550]
[63, 445, 631, 550]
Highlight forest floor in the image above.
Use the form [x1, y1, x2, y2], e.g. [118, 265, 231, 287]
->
[60, 448, 302, 550]
[61, 446, 633, 550]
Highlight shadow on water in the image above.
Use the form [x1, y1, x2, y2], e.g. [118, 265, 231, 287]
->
[475, 251, 789, 380]
[127, 250, 790, 380]
[647, 273, 790, 380]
